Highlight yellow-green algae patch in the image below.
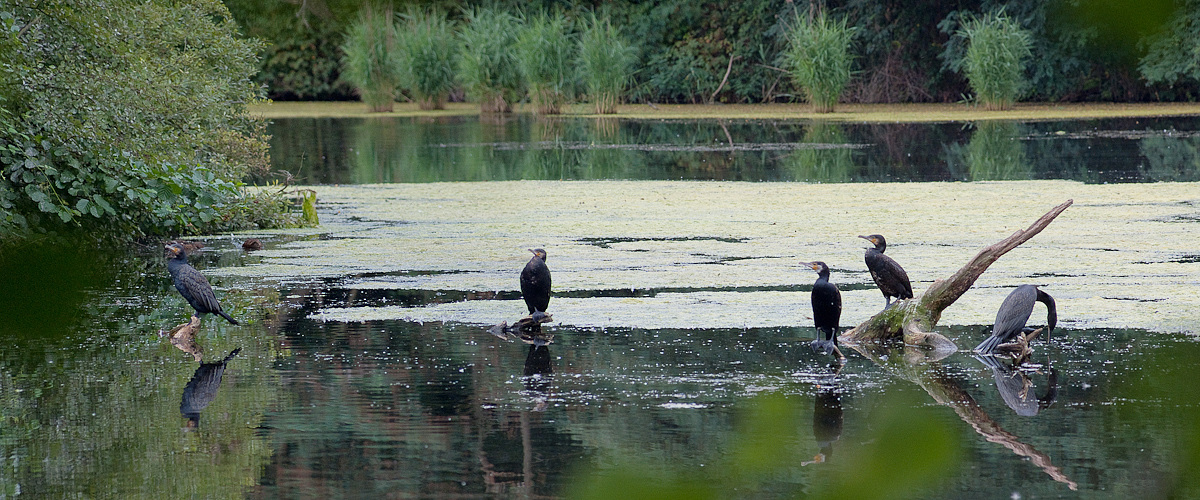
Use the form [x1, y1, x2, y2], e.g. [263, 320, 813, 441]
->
[221, 180, 1200, 334]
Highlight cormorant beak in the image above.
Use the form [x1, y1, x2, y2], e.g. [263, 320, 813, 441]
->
[527, 248, 537, 255]
[857, 235, 871, 242]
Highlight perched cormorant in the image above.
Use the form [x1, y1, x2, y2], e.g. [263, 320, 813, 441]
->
[165, 243, 239, 325]
[859, 234, 913, 308]
[520, 248, 551, 314]
[802, 261, 842, 358]
[975, 285, 1057, 354]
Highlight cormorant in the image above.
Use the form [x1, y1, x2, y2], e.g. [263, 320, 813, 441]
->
[802, 261, 842, 358]
[165, 243, 239, 325]
[520, 248, 551, 314]
[975, 285, 1057, 354]
[859, 234, 913, 308]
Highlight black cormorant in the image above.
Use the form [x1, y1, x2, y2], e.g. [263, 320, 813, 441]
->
[165, 243, 239, 325]
[975, 285, 1057, 354]
[859, 234, 913, 308]
[520, 248, 551, 314]
[802, 261, 842, 358]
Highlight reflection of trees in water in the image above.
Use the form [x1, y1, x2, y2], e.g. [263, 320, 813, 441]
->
[1140, 135, 1200, 182]
[945, 121, 1030, 181]
[786, 122, 859, 182]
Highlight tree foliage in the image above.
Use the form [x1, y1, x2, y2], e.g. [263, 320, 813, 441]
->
[227, 0, 1200, 104]
[0, 0, 297, 245]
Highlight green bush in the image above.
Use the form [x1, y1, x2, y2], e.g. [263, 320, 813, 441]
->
[0, 0, 299, 245]
[397, 9, 458, 110]
[782, 12, 856, 113]
[341, 5, 401, 112]
[578, 15, 637, 114]
[958, 12, 1033, 110]
[515, 11, 575, 115]
[458, 7, 524, 113]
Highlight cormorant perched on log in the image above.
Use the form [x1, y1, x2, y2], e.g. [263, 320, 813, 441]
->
[975, 285, 1057, 355]
[520, 248, 551, 314]
[859, 234, 913, 308]
[165, 243, 239, 325]
[802, 261, 844, 359]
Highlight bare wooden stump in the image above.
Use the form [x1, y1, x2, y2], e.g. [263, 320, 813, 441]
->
[843, 200, 1073, 350]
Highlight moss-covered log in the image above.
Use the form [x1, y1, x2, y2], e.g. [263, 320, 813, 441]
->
[843, 200, 1073, 350]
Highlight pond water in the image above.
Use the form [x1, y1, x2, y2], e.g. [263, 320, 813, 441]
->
[4, 115, 1200, 499]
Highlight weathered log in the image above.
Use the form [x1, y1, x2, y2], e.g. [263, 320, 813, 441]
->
[843, 200, 1073, 350]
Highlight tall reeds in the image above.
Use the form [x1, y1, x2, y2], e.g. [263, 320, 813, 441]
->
[782, 12, 856, 113]
[397, 10, 457, 110]
[516, 12, 575, 115]
[578, 15, 636, 115]
[958, 12, 1033, 111]
[341, 5, 400, 112]
[458, 7, 523, 113]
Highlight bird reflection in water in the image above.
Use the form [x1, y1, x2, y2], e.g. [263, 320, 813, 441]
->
[180, 348, 241, 429]
[803, 363, 844, 466]
[975, 354, 1058, 416]
[520, 333, 554, 410]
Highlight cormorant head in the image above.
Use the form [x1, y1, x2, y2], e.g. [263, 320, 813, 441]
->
[528, 248, 547, 261]
[858, 234, 886, 251]
[800, 261, 829, 274]
[164, 243, 187, 260]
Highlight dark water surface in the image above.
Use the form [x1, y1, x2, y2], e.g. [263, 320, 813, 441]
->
[268, 115, 1200, 184]
[3, 115, 1200, 499]
[2, 238, 1198, 499]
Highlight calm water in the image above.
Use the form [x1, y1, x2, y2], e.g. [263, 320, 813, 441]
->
[3, 115, 1200, 499]
[267, 115, 1200, 184]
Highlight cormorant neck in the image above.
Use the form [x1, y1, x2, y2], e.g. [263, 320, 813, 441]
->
[1037, 290, 1057, 332]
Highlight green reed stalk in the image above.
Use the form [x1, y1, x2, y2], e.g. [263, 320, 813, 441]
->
[397, 10, 457, 110]
[516, 12, 574, 115]
[341, 5, 401, 112]
[782, 12, 855, 113]
[458, 7, 523, 113]
[958, 12, 1033, 111]
[578, 15, 636, 115]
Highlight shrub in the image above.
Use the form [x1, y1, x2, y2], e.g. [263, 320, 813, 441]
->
[516, 12, 574, 115]
[397, 10, 458, 110]
[458, 7, 523, 113]
[578, 15, 637, 114]
[341, 5, 401, 112]
[0, 0, 299, 245]
[782, 12, 856, 113]
[958, 12, 1033, 111]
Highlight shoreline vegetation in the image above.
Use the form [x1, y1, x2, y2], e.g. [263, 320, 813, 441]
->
[250, 101, 1200, 123]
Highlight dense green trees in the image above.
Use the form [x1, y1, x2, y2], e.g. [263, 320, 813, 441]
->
[0, 0, 297, 247]
[225, 0, 1200, 105]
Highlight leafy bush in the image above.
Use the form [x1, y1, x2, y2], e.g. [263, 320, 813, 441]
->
[397, 10, 458, 110]
[458, 7, 524, 113]
[957, 12, 1033, 110]
[341, 5, 401, 112]
[0, 0, 300, 245]
[782, 12, 857, 112]
[578, 15, 637, 114]
[516, 11, 575, 114]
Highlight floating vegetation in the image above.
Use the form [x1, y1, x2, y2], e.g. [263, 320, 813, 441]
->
[222, 180, 1200, 334]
